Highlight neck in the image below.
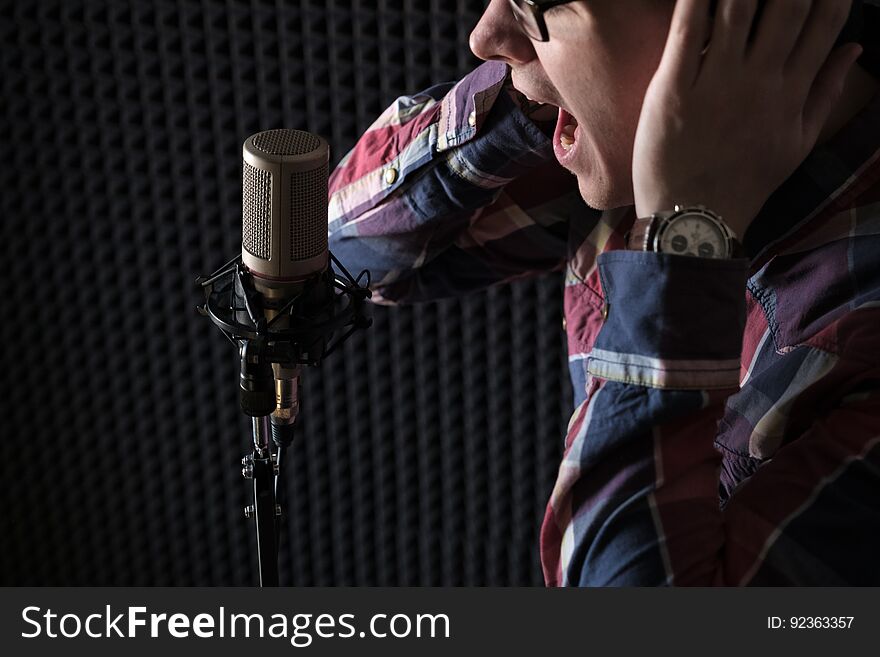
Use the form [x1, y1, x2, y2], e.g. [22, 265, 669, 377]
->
[818, 62, 880, 146]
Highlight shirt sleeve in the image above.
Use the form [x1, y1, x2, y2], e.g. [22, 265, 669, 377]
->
[540, 250, 880, 586]
[327, 60, 590, 305]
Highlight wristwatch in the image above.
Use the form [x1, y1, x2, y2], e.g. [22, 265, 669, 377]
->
[626, 205, 744, 259]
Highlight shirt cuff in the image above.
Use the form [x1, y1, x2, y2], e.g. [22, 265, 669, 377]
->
[435, 61, 552, 159]
[586, 251, 749, 390]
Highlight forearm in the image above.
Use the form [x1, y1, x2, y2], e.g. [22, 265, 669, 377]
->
[328, 61, 580, 304]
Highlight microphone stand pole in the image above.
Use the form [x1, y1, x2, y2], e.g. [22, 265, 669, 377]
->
[241, 363, 299, 587]
[243, 414, 280, 587]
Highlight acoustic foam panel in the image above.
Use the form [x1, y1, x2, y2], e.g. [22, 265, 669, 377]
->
[0, 0, 571, 585]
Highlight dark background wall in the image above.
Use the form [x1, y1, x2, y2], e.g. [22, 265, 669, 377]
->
[0, 0, 571, 586]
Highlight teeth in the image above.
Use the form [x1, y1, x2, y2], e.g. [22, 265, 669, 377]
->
[559, 121, 577, 151]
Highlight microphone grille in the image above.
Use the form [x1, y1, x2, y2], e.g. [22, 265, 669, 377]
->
[290, 163, 329, 261]
[241, 129, 330, 279]
[242, 160, 272, 260]
[252, 129, 322, 156]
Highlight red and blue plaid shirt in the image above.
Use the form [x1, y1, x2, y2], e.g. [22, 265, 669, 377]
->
[328, 60, 880, 585]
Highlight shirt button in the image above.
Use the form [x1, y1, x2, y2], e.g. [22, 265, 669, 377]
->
[601, 302, 609, 322]
[562, 316, 567, 331]
[383, 167, 398, 185]
[468, 110, 476, 127]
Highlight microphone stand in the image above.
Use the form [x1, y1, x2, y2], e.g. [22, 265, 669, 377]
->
[244, 414, 279, 586]
[196, 253, 371, 586]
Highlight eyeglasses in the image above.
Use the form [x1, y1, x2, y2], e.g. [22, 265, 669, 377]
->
[507, 0, 578, 42]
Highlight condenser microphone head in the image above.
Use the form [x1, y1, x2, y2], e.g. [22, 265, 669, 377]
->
[241, 129, 330, 284]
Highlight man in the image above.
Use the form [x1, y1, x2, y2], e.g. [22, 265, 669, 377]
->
[327, 0, 880, 585]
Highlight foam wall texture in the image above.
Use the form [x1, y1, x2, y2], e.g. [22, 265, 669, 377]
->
[0, 0, 571, 585]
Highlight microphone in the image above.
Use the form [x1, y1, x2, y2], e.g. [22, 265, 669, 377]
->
[197, 128, 371, 432]
[239, 129, 331, 440]
[241, 128, 329, 288]
[196, 128, 371, 586]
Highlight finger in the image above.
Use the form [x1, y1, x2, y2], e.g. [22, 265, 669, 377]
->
[704, 0, 759, 66]
[659, 0, 713, 89]
[802, 43, 862, 141]
[787, 0, 853, 83]
[749, 0, 813, 68]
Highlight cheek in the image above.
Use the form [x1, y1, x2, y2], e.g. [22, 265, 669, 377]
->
[591, 11, 669, 109]
[580, 92, 637, 160]
[545, 46, 646, 128]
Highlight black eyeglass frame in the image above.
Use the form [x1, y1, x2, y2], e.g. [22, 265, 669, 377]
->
[508, 0, 578, 42]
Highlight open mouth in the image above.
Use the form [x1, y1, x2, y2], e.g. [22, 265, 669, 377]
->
[553, 107, 580, 163]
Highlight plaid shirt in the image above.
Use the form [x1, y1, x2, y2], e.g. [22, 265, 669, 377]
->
[328, 60, 880, 585]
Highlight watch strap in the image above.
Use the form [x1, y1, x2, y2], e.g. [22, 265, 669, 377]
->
[626, 214, 663, 252]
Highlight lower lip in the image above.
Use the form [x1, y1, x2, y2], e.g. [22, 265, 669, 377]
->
[552, 107, 580, 165]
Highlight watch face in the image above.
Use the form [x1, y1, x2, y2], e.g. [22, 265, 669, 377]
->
[657, 211, 728, 258]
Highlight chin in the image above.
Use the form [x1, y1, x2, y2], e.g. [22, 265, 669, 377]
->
[575, 175, 632, 212]
[569, 150, 633, 211]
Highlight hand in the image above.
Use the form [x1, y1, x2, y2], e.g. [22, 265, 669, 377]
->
[632, 0, 863, 238]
